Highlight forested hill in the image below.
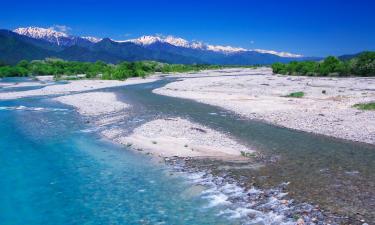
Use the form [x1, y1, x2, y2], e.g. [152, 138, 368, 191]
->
[272, 52, 375, 76]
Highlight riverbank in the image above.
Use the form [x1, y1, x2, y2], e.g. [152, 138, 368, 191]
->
[155, 67, 375, 145]
[0, 74, 253, 159]
[102, 117, 252, 158]
[2, 72, 374, 224]
[55, 92, 253, 159]
[1, 93, 251, 225]
[48, 81, 343, 224]
[0, 77, 159, 100]
[56, 92, 129, 116]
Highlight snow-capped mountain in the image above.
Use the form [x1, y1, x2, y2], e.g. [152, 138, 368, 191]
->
[82, 36, 102, 43]
[14, 27, 71, 46]
[207, 44, 247, 53]
[115, 35, 302, 57]
[14, 27, 68, 40]
[116, 35, 247, 54]
[4, 26, 312, 65]
[13, 27, 302, 57]
[13, 27, 99, 47]
[116, 35, 189, 47]
[253, 49, 303, 58]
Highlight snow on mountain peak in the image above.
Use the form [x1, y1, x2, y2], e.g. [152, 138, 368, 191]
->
[13, 26, 103, 45]
[190, 41, 205, 49]
[164, 36, 190, 47]
[14, 26, 73, 46]
[82, 36, 102, 43]
[14, 27, 69, 43]
[128, 35, 162, 45]
[121, 35, 303, 56]
[121, 34, 304, 56]
[116, 35, 247, 53]
[253, 49, 303, 58]
[12, 27, 303, 57]
[207, 45, 246, 53]
[124, 35, 190, 47]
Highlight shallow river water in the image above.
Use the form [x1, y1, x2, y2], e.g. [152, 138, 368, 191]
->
[0, 97, 245, 225]
[1, 77, 374, 224]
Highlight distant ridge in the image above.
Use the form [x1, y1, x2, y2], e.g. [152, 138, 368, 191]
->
[14, 26, 303, 57]
[0, 26, 317, 65]
[338, 52, 363, 61]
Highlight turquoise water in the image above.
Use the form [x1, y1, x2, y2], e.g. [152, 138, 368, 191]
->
[2, 77, 374, 224]
[0, 98, 235, 225]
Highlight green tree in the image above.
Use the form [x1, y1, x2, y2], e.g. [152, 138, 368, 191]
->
[17, 60, 29, 69]
[350, 52, 375, 76]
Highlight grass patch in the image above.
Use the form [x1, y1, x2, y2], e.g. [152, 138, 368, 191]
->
[353, 102, 375, 110]
[284, 91, 305, 98]
[240, 151, 256, 158]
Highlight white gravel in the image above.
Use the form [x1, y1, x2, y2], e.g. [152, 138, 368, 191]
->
[2, 75, 251, 159]
[55, 92, 129, 116]
[103, 117, 252, 158]
[0, 77, 158, 100]
[154, 68, 375, 145]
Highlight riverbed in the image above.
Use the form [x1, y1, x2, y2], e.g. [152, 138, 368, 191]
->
[1, 72, 375, 224]
[111, 77, 375, 224]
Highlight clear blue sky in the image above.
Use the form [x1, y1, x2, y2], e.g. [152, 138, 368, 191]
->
[1, 0, 374, 56]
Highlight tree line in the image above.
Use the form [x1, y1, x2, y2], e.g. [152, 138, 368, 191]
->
[272, 51, 375, 76]
[0, 58, 225, 79]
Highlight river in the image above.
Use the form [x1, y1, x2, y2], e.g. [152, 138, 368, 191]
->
[1, 77, 374, 224]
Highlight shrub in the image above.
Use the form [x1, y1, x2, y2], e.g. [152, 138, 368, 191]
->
[353, 102, 375, 110]
[271, 63, 286, 74]
[2, 59, 252, 79]
[241, 151, 256, 158]
[350, 51, 375, 76]
[285, 91, 305, 98]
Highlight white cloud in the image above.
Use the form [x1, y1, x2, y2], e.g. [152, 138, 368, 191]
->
[50, 25, 71, 33]
[155, 33, 165, 38]
[250, 40, 255, 44]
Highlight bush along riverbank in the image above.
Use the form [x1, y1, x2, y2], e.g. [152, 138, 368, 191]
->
[271, 51, 375, 77]
[0, 58, 254, 80]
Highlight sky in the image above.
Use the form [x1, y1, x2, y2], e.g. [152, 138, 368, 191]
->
[1, 0, 374, 57]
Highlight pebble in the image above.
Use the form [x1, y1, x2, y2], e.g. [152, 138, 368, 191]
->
[297, 218, 305, 225]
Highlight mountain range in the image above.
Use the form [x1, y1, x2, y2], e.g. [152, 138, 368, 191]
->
[0, 26, 318, 65]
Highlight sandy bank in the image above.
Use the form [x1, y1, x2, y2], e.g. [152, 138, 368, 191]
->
[0, 79, 50, 89]
[0, 77, 158, 100]
[40, 78, 252, 159]
[154, 68, 375, 145]
[102, 117, 252, 158]
[0, 74, 253, 159]
[55, 92, 129, 116]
